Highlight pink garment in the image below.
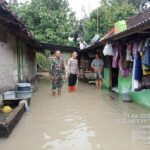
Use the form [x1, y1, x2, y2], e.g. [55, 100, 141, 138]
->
[132, 42, 138, 56]
[118, 45, 130, 77]
[112, 46, 119, 68]
[126, 44, 133, 61]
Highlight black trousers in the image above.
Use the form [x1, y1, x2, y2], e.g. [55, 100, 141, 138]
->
[68, 74, 77, 86]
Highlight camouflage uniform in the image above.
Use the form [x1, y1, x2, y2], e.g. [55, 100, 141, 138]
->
[49, 57, 65, 91]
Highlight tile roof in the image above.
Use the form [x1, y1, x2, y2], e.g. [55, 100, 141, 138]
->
[79, 8, 150, 52]
[127, 8, 150, 29]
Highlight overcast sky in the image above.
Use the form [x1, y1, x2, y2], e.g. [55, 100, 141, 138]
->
[11, 0, 100, 19]
[68, 0, 100, 19]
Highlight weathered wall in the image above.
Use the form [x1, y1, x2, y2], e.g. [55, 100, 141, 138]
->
[0, 29, 17, 92]
[0, 25, 38, 92]
[16, 41, 37, 89]
[25, 48, 37, 89]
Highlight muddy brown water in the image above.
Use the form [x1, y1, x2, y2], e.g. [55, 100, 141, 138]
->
[0, 76, 150, 150]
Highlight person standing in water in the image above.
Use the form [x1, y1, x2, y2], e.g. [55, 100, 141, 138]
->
[68, 51, 79, 92]
[91, 52, 104, 90]
[49, 50, 65, 96]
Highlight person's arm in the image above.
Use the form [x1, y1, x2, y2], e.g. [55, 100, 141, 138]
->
[67, 58, 71, 76]
[99, 60, 104, 73]
[49, 59, 55, 79]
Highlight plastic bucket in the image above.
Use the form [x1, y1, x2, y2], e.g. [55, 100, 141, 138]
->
[16, 90, 33, 99]
[122, 90, 132, 102]
[16, 83, 32, 91]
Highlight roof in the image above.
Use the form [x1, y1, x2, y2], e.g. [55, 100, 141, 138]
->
[80, 8, 150, 52]
[127, 8, 150, 28]
[0, 1, 42, 51]
[41, 43, 79, 53]
[0, 1, 78, 53]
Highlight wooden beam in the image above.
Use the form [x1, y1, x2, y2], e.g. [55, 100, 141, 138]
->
[41, 43, 78, 52]
[137, 31, 150, 34]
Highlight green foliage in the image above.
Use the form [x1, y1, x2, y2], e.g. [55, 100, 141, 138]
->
[10, 0, 79, 46]
[82, 0, 137, 43]
[10, 0, 79, 69]
[36, 53, 49, 70]
[100, 0, 150, 10]
[10, 0, 146, 68]
[114, 0, 150, 10]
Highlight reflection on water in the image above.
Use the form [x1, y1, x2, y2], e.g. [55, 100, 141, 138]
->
[0, 77, 150, 150]
[41, 103, 96, 150]
[42, 126, 95, 150]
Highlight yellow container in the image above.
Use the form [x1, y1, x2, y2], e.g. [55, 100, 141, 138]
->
[2, 106, 12, 113]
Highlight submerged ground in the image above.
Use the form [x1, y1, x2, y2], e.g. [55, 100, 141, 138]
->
[0, 75, 150, 150]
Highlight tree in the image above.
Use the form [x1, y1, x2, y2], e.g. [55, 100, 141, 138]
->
[10, 0, 80, 70]
[10, 0, 79, 46]
[112, 0, 150, 10]
[81, 0, 137, 43]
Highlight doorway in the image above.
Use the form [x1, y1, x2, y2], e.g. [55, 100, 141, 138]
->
[111, 68, 119, 92]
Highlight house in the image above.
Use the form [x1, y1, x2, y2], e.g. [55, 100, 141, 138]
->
[0, 1, 42, 92]
[79, 8, 150, 108]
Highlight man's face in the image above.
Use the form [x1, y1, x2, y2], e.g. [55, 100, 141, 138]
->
[55, 51, 61, 58]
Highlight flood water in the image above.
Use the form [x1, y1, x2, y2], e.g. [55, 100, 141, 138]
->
[0, 76, 150, 150]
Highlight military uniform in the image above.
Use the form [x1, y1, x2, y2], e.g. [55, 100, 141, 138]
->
[49, 57, 65, 91]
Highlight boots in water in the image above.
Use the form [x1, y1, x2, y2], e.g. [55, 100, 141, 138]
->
[72, 86, 76, 92]
[69, 86, 73, 92]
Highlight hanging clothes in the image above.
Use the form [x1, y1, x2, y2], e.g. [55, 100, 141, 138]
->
[119, 45, 130, 77]
[142, 41, 150, 68]
[137, 40, 144, 52]
[134, 51, 143, 81]
[120, 45, 128, 68]
[132, 56, 141, 90]
[112, 45, 119, 68]
[126, 44, 133, 61]
[142, 65, 150, 75]
[132, 55, 136, 91]
[132, 42, 142, 91]
[132, 42, 138, 56]
[142, 76, 150, 89]
[142, 37, 150, 52]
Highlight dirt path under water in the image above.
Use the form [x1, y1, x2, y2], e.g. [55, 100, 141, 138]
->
[0, 75, 150, 150]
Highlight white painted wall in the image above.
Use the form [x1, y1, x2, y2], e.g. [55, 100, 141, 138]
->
[0, 33, 17, 92]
